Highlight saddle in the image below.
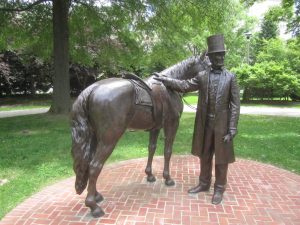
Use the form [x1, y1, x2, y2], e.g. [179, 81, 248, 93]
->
[122, 72, 167, 129]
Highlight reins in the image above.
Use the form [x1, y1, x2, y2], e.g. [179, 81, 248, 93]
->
[182, 97, 197, 110]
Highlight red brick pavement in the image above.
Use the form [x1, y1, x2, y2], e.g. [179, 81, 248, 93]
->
[1, 155, 300, 225]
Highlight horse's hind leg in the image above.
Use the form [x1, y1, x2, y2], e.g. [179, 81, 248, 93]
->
[85, 133, 123, 217]
[163, 119, 179, 186]
[95, 191, 103, 203]
[145, 129, 160, 182]
[90, 135, 104, 203]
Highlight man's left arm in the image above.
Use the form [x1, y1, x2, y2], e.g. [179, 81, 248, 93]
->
[223, 74, 241, 143]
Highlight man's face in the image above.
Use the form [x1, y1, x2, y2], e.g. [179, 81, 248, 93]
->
[208, 52, 225, 69]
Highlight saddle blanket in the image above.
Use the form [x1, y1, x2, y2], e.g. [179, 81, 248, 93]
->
[131, 80, 152, 107]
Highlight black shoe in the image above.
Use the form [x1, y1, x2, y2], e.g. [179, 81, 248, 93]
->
[188, 183, 210, 194]
[212, 190, 223, 205]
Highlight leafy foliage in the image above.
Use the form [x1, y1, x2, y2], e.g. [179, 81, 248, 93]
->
[0, 0, 299, 101]
[0, 0, 252, 76]
[0, 2, 53, 60]
[259, 7, 281, 40]
[231, 0, 300, 101]
[283, 0, 300, 37]
[233, 59, 300, 100]
[0, 51, 52, 96]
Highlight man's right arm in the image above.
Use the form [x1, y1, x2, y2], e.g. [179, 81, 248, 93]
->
[153, 71, 205, 93]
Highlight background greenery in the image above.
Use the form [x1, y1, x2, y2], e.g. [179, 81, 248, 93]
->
[0, 0, 299, 220]
[0, 0, 299, 101]
[231, 1, 300, 100]
[0, 112, 299, 219]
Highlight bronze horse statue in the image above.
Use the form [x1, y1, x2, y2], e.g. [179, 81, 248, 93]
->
[71, 54, 210, 217]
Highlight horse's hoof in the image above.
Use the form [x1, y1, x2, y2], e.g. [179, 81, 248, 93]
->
[147, 175, 156, 183]
[91, 206, 105, 218]
[95, 192, 104, 203]
[165, 179, 175, 186]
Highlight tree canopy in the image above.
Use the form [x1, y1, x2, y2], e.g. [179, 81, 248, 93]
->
[1, 0, 300, 108]
[0, 0, 251, 70]
[0, 0, 252, 114]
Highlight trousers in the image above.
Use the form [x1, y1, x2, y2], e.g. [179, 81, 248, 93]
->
[199, 116, 228, 191]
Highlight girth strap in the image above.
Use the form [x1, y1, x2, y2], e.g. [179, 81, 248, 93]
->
[151, 83, 167, 130]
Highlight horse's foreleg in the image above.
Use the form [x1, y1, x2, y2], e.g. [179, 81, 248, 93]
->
[145, 129, 160, 182]
[163, 120, 179, 186]
[85, 143, 114, 217]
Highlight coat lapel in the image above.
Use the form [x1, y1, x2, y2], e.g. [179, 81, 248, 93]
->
[216, 70, 227, 104]
[203, 71, 209, 104]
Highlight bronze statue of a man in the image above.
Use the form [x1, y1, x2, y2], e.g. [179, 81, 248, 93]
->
[154, 34, 240, 204]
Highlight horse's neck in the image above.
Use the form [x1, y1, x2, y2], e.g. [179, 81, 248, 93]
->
[160, 56, 205, 80]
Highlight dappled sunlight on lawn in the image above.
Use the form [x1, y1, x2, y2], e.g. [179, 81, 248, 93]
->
[240, 132, 300, 139]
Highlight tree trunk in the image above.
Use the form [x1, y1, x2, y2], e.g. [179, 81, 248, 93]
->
[49, 0, 70, 114]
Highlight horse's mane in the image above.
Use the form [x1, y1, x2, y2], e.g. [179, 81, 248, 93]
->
[159, 55, 209, 80]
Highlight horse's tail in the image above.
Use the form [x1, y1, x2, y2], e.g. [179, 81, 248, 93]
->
[70, 83, 98, 195]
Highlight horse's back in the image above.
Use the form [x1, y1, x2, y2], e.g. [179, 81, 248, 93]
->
[87, 78, 135, 132]
[87, 78, 158, 132]
[90, 78, 134, 104]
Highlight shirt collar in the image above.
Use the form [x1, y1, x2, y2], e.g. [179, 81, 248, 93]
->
[211, 67, 224, 74]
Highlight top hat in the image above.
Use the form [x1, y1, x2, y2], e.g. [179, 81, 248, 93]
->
[207, 34, 226, 54]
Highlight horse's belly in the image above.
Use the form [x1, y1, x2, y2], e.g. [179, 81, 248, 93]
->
[128, 105, 155, 130]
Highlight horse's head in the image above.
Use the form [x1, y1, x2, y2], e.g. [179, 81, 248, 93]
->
[158, 51, 211, 80]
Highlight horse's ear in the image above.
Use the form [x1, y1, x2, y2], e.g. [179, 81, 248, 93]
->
[200, 50, 207, 61]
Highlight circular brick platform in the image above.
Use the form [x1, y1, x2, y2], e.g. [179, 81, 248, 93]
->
[1, 155, 300, 225]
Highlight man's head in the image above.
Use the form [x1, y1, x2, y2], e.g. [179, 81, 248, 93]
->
[207, 34, 226, 69]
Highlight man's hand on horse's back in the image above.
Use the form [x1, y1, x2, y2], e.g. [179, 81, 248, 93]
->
[152, 72, 161, 77]
[153, 77, 174, 87]
[153, 73, 172, 83]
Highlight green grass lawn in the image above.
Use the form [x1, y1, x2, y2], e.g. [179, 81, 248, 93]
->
[0, 105, 50, 111]
[0, 96, 51, 111]
[0, 113, 300, 219]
